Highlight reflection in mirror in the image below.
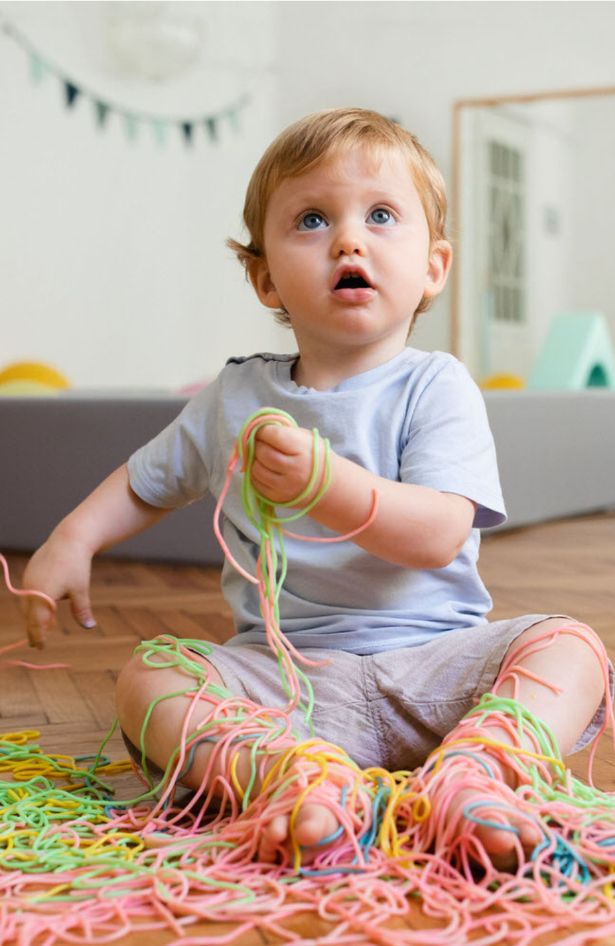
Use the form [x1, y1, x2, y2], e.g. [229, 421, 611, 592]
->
[452, 89, 615, 385]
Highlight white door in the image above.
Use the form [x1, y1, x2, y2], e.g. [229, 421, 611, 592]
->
[459, 107, 532, 380]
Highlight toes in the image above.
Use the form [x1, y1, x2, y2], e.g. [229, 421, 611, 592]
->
[474, 810, 542, 867]
[256, 803, 341, 863]
[519, 821, 543, 854]
[267, 814, 290, 843]
[257, 814, 289, 862]
[293, 803, 339, 848]
[477, 823, 518, 858]
[490, 849, 521, 872]
[489, 822, 541, 872]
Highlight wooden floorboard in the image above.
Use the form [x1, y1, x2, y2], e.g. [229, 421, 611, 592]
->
[2, 511, 615, 944]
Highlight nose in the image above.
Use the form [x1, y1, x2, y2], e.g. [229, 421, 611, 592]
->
[330, 218, 366, 258]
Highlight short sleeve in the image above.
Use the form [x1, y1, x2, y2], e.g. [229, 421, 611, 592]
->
[127, 382, 218, 509]
[400, 360, 506, 528]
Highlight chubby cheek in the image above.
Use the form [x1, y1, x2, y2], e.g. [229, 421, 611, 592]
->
[274, 261, 325, 314]
[382, 254, 425, 293]
[272, 262, 305, 298]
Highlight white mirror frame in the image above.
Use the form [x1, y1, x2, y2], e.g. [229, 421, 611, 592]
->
[450, 85, 615, 380]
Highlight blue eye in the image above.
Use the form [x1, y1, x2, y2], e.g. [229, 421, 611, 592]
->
[369, 208, 394, 225]
[298, 212, 327, 231]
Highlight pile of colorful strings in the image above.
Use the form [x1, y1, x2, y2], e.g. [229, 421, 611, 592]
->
[2, 407, 615, 946]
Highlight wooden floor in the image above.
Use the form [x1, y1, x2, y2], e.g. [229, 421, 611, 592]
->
[1, 511, 615, 944]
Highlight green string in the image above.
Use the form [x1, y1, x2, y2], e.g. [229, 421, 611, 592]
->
[6, 409, 615, 915]
[235, 408, 333, 728]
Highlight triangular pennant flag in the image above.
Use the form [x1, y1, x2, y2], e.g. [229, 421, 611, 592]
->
[151, 120, 167, 147]
[180, 122, 194, 146]
[204, 117, 218, 142]
[3, 18, 252, 150]
[123, 113, 138, 141]
[94, 100, 110, 129]
[64, 80, 80, 108]
[29, 52, 47, 84]
[227, 107, 240, 134]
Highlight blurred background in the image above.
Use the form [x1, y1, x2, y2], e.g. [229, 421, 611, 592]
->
[2, 0, 615, 391]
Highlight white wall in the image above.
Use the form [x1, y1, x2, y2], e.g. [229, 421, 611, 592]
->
[568, 97, 615, 322]
[275, 1, 615, 357]
[3, 1, 615, 389]
[0, 1, 289, 390]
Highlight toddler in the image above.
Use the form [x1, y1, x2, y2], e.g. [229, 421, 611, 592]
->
[23, 108, 609, 870]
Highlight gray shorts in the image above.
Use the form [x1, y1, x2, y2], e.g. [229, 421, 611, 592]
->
[186, 613, 612, 771]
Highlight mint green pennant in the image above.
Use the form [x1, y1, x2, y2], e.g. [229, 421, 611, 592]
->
[227, 108, 240, 133]
[29, 52, 47, 84]
[123, 113, 138, 142]
[151, 120, 167, 147]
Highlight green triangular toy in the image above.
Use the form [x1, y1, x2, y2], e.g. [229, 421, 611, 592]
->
[528, 311, 615, 390]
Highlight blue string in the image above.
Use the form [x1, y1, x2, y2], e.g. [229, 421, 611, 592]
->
[463, 799, 522, 835]
[304, 785, 348, 849]
[423, 750, 497, 780]
[359, 780, 389, 852]
[531, 834, 591, 885]
[298, 866, 368, 877]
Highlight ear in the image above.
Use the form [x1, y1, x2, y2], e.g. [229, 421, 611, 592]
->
[247, 257, 283, 310]
[423, 240, 453, 300]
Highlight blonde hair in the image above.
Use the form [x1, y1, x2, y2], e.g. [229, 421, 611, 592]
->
[227, 107, 448, 327]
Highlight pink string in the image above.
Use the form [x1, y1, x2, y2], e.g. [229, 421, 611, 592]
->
[0, 553, 68, 669]
[0, 552, 56, 609]
[3, 433, 615, 945]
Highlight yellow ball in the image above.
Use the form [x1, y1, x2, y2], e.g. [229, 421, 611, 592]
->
[0, 361, 70, 390]
[480, 373, 525, 391]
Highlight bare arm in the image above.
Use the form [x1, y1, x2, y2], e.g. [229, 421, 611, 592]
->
[23, 464, 170, 647]
[309, 452, 475, 568]
[250, 426, 476, 569]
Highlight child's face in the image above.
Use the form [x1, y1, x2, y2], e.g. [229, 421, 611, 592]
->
[250, 145, 451, 361]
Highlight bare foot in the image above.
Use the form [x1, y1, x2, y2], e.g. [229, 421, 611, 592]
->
[258, 801, 339, 863]
[446, 785, 543, 871]
[428, 753, 543, 872]
[254, 745, 368, 866]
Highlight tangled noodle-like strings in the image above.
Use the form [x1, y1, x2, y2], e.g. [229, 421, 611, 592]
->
[1, 407, 615, 945]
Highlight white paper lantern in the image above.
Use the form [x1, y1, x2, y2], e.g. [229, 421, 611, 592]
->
[105, 3, 204, 81]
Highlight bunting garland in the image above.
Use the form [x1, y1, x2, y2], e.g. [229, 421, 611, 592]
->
[1, 16, 250, 149]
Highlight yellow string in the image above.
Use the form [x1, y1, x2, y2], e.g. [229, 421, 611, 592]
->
[230, 752, 245, 802]
[427, 736, 566, 774]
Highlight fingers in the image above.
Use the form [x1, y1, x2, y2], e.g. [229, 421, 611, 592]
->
[25, 591, 96, 649]
[251, 441, 306, 505]
[250, 426, 329, 508]
[70, 590, 97, 630]
[26, 600, 56, 650]
[253, 440, 292, 473]
[254, 424, 311, 456]
[250, 458, 282, 491]
[253, 428, 312, 478]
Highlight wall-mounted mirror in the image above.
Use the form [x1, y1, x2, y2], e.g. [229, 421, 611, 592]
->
[451, 87, 615, 384]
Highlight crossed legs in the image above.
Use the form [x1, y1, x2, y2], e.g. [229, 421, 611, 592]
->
[116, 619, 608, 868]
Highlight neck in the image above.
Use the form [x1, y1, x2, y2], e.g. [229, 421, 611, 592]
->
[292, 343, 406, 391]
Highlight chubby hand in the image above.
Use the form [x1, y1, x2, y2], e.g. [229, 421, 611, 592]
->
[250, 424, 326, 507]
[22, 533, 96, 649]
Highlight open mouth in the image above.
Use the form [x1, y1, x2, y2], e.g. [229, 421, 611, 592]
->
[334, 272, 372, 290]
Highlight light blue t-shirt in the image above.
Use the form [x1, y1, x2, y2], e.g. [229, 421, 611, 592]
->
[128, 349, 506, 655]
